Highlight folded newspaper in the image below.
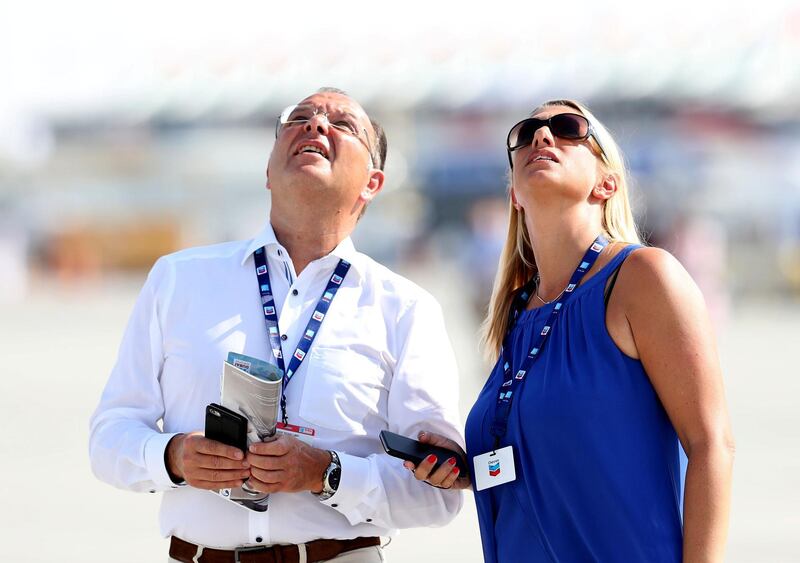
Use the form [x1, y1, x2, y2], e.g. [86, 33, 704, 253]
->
[214, 352, 283, 512]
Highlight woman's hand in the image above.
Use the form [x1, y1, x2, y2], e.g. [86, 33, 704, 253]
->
[403, 431, 472, 490]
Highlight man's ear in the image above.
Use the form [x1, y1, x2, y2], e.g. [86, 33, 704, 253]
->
[593, 173, 618, 201]
[359, 169, 386, 203]
[265, 165, 271, 191]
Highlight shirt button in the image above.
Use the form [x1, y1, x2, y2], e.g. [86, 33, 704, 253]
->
[292, 289, 298, 296]
[331, 504, 338, 508]
[278, 249, 282, 256]
[256, 536, 263, 543]
[366, 518, 372, 523]
[280, 334, 287, 341]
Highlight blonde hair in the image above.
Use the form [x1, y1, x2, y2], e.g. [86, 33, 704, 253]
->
[480, 99, 643, 360]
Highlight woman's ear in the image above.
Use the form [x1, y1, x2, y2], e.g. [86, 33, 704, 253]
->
[510, 186, 522, 211]
[593, 173, 618, 201]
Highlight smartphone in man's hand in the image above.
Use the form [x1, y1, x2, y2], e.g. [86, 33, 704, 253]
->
[205, 403, 248, 452]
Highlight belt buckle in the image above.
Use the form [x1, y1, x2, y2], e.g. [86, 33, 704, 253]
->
[234, 545, 269, 563]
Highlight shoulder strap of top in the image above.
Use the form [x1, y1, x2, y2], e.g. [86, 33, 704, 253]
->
[603, 245, 642, 311]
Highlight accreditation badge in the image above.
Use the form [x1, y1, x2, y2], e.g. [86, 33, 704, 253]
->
[275, 422, 316, 445]
[473, 446, 516, 491]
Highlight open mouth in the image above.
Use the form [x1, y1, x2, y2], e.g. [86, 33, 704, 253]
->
[295, 141, 330, 160]
[527, 151, 559, 166]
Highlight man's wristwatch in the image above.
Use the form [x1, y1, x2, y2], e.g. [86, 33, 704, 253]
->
[317, 450, 341, 501]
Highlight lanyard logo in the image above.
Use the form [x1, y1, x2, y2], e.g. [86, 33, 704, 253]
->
[490, 235, 609, 449]
[488, 459, 501, 477]
[253, 246, 351, 425]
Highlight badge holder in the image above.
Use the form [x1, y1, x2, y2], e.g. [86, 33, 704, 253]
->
[473, 446, 516, 491]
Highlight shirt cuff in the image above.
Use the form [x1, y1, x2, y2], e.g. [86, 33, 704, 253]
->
[143, 432, 186, 491]
[317, 451, 374, 525]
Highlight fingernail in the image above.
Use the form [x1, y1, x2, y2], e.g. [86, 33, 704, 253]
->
[426, 454, 437, 463]
[452, 467, 460, 475]
[242, 461, 250, 468]
[235, 450, 244, 459]
[418, 431, 426, 439]
[447, 457, 456, 465]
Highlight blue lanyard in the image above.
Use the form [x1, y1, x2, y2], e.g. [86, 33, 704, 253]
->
[253, 246, 351, 424]
[489, 235, 609, 449]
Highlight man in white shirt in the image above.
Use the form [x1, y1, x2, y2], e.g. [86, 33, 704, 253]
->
[89, 88, 464, 562]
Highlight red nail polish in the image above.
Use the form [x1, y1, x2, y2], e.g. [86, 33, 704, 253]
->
[426, 454, 437, 463]
[452, 467, 460, 475]
[448, 457, 456, 465]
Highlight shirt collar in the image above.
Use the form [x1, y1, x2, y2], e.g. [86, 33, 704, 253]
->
[242, 221, 364, 279]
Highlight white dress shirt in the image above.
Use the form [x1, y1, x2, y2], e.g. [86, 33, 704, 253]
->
[89, 222, 464, 548]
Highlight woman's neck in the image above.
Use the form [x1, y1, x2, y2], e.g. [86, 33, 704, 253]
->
[524, 204, 604, 301]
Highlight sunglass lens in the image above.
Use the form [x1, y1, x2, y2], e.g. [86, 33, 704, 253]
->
[511, 119, 543, 149]
[551, 114, 589, 139]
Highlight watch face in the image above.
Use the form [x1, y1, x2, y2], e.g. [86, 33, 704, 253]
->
[328, 466, 341, 490]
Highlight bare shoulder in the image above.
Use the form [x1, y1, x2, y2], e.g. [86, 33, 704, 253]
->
[617, 246, 701, 303]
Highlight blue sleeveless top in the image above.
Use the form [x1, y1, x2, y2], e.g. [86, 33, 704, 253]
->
[465, 245, 683, 562]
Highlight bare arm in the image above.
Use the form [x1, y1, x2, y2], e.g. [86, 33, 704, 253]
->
[619, 247, 735, 563]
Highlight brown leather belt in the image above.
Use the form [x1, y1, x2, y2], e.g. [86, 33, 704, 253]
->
[170, 535, 381, 563]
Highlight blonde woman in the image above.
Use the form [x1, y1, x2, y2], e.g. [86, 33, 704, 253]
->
[407, 100, 734, 562]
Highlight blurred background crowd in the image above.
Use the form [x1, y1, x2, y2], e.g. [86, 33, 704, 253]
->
[1, 1, 798, 561]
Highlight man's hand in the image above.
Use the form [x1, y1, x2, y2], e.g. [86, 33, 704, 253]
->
[166, 432, 251, 490]
[246, 434, 331, 494]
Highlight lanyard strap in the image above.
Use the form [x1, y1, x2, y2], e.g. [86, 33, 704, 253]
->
[253, 246, 351, 424]
[489, 235, 608, 449]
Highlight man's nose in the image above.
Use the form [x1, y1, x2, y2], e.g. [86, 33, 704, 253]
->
[533, 126, 554, 149]
[304, 113, 330, 135]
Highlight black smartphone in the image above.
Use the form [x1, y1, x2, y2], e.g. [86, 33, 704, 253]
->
[379, 430, 468, 475]
[205, 403, 248, 452]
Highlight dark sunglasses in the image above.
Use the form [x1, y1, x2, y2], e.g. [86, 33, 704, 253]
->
[506, 113, 608, 168]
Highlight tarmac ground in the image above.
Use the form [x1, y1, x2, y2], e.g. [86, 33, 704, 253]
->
[2, 267, 797, 562]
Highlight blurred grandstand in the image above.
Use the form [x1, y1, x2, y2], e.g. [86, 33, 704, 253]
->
[1, 1, 798, 305]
